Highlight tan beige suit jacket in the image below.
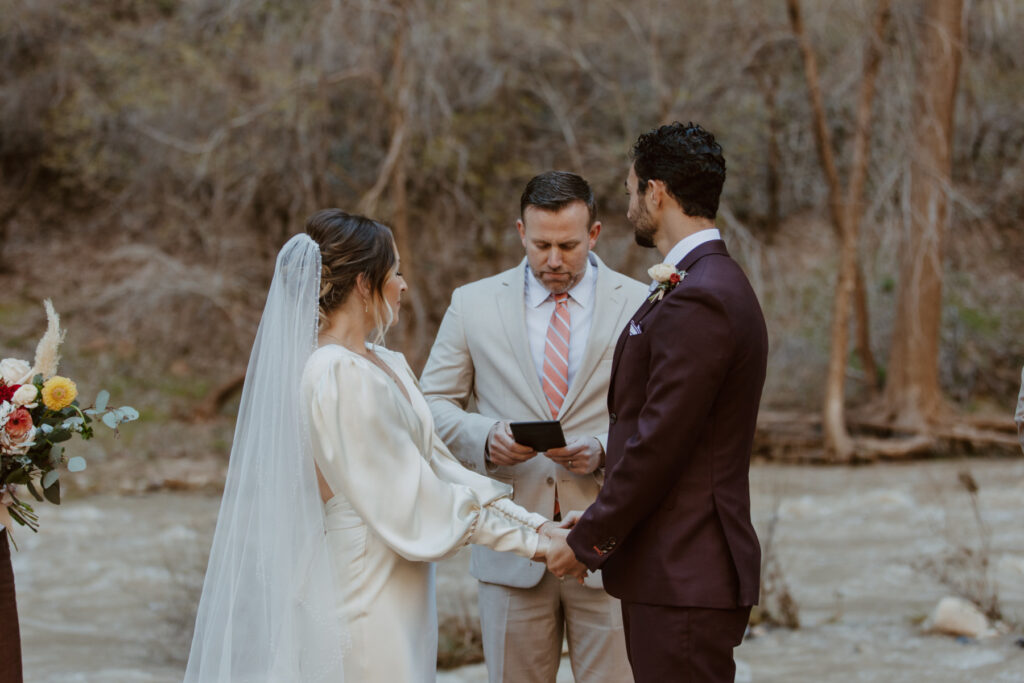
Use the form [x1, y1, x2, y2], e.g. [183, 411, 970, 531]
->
[421, 255, 647, 589]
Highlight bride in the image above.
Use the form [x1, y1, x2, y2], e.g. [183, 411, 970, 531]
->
[185, 210, 569, 682]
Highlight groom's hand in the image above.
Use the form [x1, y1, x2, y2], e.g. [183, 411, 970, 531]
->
[544, 528, 588, 582]
[486, 421, 538, 466]
[558, 510, 585, 529]
[545, 437, 604, 475]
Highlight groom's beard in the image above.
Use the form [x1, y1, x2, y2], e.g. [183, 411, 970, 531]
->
[631, 203, 657, 248]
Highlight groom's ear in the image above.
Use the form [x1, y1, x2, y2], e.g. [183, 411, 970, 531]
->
[647, 179, 667, 208]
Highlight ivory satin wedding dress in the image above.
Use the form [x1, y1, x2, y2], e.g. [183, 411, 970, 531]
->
[302, 343, 547, 682]
[185, 235, 544, 682]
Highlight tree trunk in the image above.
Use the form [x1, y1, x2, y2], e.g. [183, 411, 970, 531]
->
[884, 0, 964, 429]
[756, 71, 783, 242]
[788, 0, 888, 460]
[357, 3, 424, 361]
[845, 2, 891, 395]
[853, 265, 878, 389]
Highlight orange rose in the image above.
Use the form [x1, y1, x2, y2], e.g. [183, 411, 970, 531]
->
[5, 407, 32, 439]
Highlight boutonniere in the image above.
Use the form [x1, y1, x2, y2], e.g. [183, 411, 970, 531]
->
[647, 263, 686, 302]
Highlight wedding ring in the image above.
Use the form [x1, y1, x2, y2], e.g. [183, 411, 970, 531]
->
[569, 459, 573, 468]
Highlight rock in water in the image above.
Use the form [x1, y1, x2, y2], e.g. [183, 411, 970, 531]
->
[927, 596, 991, 638]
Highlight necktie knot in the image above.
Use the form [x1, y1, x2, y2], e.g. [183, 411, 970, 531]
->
[552, 292, 569, 305]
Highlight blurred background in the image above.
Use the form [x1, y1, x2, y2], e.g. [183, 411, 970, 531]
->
[1, 0, 1023, 680]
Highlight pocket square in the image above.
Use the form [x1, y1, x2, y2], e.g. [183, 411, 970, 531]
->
[629, 320, 642, 336]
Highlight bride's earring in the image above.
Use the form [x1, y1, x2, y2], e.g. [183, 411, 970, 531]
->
[363, 298, 368, 313]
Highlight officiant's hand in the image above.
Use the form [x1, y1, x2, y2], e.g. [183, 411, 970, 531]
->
[546, 437, 603, 474]
[544, 528, 588, 582]
[486, 421, 538, 466]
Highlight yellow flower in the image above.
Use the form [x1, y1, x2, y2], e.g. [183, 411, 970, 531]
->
[41, 376, 77, 411]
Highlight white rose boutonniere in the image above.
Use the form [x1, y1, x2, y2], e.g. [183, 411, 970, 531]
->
[647, 263, 687, 302]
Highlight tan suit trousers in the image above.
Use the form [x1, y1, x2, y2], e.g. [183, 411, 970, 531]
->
[477, 572, 633, 683]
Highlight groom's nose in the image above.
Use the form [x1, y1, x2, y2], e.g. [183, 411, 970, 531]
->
[547, 250, 563, 269]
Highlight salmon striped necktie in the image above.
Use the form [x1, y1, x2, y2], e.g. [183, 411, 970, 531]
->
[542, 293, 571, 418]
[542, 292, 570, 520]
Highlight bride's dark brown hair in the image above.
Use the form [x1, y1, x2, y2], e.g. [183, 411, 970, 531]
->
[304, 209, 398, 338]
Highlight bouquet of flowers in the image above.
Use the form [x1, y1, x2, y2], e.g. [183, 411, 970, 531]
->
[0, 300, 137, 544]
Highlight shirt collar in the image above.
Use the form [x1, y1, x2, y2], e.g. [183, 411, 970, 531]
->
[663, 228, 721, 268]
[526, 252, 597, 308]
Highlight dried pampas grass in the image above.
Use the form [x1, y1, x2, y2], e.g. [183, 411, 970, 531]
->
[31, 300, 65, 380]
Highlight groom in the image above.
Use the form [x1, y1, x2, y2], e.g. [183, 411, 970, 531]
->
[548, 122, 769, 682]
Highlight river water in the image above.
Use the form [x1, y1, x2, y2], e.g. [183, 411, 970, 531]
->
[11, 458, 1024, 682]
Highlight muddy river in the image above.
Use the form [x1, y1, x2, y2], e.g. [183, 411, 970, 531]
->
[11, 458, 1024, 682]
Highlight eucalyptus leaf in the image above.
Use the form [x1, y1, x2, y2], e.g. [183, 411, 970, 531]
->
[49, 429, 72, 443]
[40, 423, 53, 434]
[42, 470, 60, 489]
[94, 390, 110, 412]
[43, 479, 60, 505]
[62, 417, 85, 429]
[6, 466, 30, 485]
[26, 480, 43, 502]
[67, 456, 87, 473]
[118, 406, 140, 422]
[49, 446, 64, 467]
[101, 412, 119, 429]
[83, 409, 100, 417]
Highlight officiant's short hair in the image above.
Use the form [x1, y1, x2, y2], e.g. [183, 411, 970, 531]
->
[520, 171, 597, 226]
[632, 122, 725, 220]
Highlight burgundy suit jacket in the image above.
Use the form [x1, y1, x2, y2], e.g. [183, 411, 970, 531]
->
[567, 240, 767, 608]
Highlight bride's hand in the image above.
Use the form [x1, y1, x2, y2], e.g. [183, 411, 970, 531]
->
[531, 531, 552, 561]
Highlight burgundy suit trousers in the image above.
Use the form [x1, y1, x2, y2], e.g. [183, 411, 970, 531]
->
[0, 531, 23, 682]
[621, 601, 749, 682]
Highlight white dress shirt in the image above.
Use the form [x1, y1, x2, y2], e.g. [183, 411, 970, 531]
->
[525, 253, 598, 393]
[650, 228, 721, 290]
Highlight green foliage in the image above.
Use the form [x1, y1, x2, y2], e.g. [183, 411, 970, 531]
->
[1, 379, 138, 534]
[1, 0, 1022, 416]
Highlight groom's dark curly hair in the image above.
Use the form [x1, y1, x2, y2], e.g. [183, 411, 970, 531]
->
[631, 122, 726, 220]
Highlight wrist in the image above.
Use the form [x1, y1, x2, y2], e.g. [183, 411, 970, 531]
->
[533, 532, 551, 561]
[484, 422, 499, 466]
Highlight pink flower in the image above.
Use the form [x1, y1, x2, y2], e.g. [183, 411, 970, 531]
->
[5, 407, 33, 439]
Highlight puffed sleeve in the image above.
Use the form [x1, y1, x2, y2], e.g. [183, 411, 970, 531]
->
[309, 354, 541, 562]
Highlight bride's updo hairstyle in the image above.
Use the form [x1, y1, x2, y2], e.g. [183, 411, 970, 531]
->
[305, 209, 398, 339]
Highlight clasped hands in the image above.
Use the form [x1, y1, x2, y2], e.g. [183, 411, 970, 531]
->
[486, 421, 603, 474]
[535, 511, 588, 583]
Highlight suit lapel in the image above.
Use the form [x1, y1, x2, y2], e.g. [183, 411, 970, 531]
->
[635, 240, 729, 328]
[558, 255, 630, 418]
[609, 240, 731, 393]
[496, 260, 551, 417]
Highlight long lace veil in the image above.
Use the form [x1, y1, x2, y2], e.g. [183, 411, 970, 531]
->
[184, 234, 345, 682]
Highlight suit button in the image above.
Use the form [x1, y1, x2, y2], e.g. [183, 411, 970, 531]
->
[546, 477, 554, 485]
[609, 413, 617, 425]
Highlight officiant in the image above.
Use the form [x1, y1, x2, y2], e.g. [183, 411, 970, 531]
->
[422, 171, 645, 682]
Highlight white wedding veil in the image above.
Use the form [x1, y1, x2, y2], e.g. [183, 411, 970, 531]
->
[184, 234, 345, 682]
